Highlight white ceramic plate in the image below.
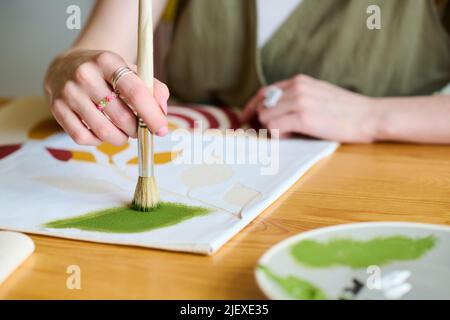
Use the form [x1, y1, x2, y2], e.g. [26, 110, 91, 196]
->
[255, 222, 450, 300]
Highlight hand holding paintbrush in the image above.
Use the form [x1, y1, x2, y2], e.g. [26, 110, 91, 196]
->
[132, 0, 160, 211]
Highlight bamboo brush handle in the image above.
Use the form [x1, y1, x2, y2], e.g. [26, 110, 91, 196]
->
[138, 0, 154, 94]
[137, 0, 154, 178]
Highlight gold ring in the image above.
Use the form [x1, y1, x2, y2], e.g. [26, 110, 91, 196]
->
[111, 66, 136, 94]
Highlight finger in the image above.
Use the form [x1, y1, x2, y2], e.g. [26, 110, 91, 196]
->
[257, 75, 325, 124]
[62, 81, 128, 146]
[270, 130, 294, 139]
[154, 78, 170, 115]
[129, 64, 138, 73]
[240, 88, 265, 123]
[265, 78, 296, 91]
[266, 113, 305, 138]
[95, 52, 168, 135]
[130, 65, 169, 115]
[74, 62, 138, 138]
[258, 91, 309, 124]
[257, 75, 322, 114]
[251, 81, 296, 117]
[273, 74, 328, 99]
[256, 87, 296, 114]
[115, 74, 168, 135]
[52, 99, 101, 146]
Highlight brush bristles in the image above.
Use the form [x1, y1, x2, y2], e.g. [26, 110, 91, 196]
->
[132, 176, 160, 212]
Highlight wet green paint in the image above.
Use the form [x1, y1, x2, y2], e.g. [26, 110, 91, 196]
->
[291, 235, 436, 269]
[44, 202, 210, 233]
[259, 266, 328, 300]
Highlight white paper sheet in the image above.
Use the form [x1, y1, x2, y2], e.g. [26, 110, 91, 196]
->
[0, 97, 338, 255]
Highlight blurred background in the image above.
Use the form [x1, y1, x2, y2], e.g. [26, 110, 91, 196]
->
[0, 0, 94, 96]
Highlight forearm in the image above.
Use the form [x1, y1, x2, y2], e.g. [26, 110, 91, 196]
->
[70, 0, 167, 63]
[373, 95, 450, 144]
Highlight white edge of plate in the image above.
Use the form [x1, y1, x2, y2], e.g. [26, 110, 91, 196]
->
[255, 221, 450, 300]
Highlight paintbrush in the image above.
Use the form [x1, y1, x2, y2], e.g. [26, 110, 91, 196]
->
[132, 0, 160, 211]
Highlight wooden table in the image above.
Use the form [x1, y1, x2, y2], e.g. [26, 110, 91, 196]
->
[1, 142, 450, 299]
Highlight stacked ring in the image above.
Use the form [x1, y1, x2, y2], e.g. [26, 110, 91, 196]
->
[96, 92, 117, 112]
[111, 66, 136, 94]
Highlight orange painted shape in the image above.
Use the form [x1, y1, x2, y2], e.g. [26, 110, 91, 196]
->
[127, 150, 182, 165]
[28, 118, 63, 140]
[155, 150, 182, 164]
[96, 142, 130, 164]
[71, 150, 97, 163]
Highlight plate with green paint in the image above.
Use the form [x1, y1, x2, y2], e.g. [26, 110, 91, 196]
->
[255, 222, 450, 300]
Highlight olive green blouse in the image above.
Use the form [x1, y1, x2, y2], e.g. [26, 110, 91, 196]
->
[166, 0, 450, 108]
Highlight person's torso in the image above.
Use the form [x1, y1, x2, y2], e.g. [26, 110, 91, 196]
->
[166, 0, 450, 107]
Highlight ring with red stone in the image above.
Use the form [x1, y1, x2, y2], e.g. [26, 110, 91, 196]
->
[95, 92, 117, 112]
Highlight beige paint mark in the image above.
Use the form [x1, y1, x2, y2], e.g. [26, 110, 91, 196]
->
[33, 176, 124, 194]
[182, 163, 234, 192]
[223, 183, 262, 208]
[0, 97, 52, 144]
[223, 183, 262, 218]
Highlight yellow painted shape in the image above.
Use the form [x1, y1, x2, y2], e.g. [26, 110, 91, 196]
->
[97, 142, 129, 164]
[155, 150, 182, 164]
[28, 118, 62, 140]
[72, 150, 96, 163]
[168, 122, 179, 131]
[127, 150, 182, 165]
[127, 157, 138, 165]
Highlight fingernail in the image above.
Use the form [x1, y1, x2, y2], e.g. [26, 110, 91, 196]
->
[270, 129, 281, 139]
[155, 126, 168, 137]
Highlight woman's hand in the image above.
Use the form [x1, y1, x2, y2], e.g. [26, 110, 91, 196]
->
[241, 75, 380, 143]
[44, 50, 169, 146]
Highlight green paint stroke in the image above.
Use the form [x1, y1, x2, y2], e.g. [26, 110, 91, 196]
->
[44, 202, 210, 233]
[259, 265, 328, 300]
[291, 235, 436, 269]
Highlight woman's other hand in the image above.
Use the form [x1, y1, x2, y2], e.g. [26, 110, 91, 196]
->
[241, 74, 379, 143]
[44, 50, 169, 146]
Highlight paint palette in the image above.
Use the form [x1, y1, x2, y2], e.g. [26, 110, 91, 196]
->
[255, 222, 450, 300]
[0, 231, 35, 285]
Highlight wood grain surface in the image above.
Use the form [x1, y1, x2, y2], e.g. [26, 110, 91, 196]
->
[1, 143, 449, 299]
